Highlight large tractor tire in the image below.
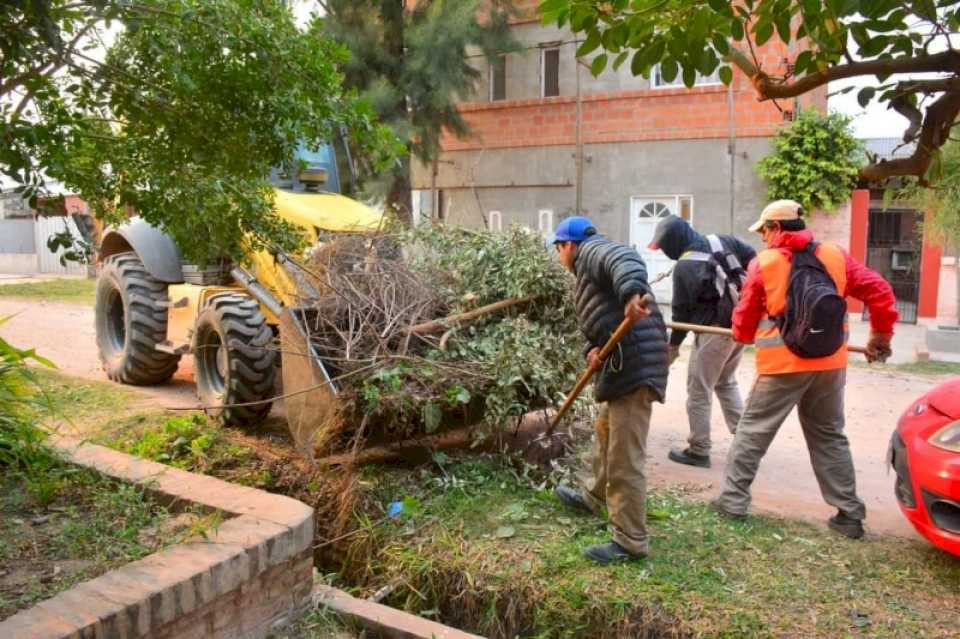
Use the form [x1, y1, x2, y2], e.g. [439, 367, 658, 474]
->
[95, 252, 181, 385]
[193, 294, 277, 426]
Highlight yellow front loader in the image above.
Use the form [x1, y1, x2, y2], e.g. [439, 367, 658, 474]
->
[94, 146, 379, 451]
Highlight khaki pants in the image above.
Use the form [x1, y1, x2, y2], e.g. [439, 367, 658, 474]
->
[582, 385, 655, 556]
[715, 369, 866, 519]
[686, 333, 744, 455]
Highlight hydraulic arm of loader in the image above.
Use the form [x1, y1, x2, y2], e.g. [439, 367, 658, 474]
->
[231, 265, 340, 454]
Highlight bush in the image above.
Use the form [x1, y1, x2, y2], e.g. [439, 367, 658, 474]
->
[0, 319, 61, 503]
[756, 109, 864, 212]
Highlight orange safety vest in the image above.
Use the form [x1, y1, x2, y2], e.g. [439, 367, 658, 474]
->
[754, 243, 849, 375]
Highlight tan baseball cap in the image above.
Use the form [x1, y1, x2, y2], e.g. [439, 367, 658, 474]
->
[748, 199, 803, 233]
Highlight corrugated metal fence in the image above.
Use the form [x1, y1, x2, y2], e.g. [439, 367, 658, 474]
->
[0, 216, 87, 275]
[34, 215, 87, 275]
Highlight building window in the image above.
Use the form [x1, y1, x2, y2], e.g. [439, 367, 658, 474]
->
[538, 209, 554, 236]
[490, 55, 506, 101]
[488, 210, 502, 232]
[651, 65, 721, 89]
[541, 47, 560, 98]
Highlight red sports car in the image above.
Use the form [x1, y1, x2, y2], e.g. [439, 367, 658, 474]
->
[889, 376, 960, 556]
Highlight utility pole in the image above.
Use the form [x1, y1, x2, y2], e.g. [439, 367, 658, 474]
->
[727, 79, 736, 234]
[575, 42, 584, 214]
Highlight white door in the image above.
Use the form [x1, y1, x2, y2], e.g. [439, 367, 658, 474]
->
[629, 197, 676, 303]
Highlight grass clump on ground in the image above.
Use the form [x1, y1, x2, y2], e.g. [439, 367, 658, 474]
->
[0, 464, 176, 620]
[0, 277, 95, 304]
[334, 457, 960, 639]
[0, 328, 175, 620]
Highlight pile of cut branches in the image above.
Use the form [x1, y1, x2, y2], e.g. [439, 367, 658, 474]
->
[295, 225, 584, 454]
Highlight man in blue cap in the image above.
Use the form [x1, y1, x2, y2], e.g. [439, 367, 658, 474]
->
[551, 215, 669, 564]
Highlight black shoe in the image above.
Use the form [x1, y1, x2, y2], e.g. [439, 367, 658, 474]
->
[668, 447, 711, 468]
[828, 511, 864, 539]
[708, 498, 747, 521]
[584, 541, 644, 565]
[554, 484, 592, 513]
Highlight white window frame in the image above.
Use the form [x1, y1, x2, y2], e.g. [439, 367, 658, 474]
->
[540, 46, 561, 98]
[630, 194, 695, 225]
[538, 209, 554, 236]
[488, 210, 502, 232]
[489, 55, 507, 102]
[650, 65, 722, 89]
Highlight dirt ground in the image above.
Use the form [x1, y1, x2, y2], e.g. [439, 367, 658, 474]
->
[0, 298, 944, 540]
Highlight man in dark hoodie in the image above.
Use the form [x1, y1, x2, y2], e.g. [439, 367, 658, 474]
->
[551, 216, 669, 564]
[649, 215, 756, 468]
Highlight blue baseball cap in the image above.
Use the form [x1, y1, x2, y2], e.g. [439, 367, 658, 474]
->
[551, 216, 596, 244]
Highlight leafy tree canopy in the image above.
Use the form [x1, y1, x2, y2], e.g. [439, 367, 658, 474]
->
[315, 0, 517, 221]
[900, 139, 960, 244]
[756, 109, 864, 212]
[539, 0, 960, 185]
[1, 0, 398, 264]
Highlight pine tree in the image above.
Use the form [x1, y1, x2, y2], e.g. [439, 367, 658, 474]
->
[317, 0, 516, 223]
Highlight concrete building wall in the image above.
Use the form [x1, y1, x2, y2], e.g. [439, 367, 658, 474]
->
[416, 136, 773, 247]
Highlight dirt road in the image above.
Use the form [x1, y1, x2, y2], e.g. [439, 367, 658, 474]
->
[1, 297, 941, 540]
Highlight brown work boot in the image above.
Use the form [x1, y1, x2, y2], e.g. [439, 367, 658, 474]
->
[828, 511, 864, 539]
[708, 498, 747, 521]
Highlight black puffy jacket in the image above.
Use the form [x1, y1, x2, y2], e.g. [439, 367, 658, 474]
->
[573, 236, 669, 403]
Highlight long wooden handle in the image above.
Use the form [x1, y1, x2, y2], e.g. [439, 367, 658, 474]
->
[665, 320, 869, 355]
[547, 293, 654, 435]
[410, 295, 538, 335]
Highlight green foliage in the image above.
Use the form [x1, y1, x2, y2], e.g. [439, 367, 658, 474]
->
[316, 0, 518, 216]
[354, 226, 583, 438]
[898, 140, 960, 246]
[755, 110, 863, 212]
[0, 319, 61, 503]
[2, 1, 398, 264]
[123, 414, 221, 470]
[539, 0, 960, 181]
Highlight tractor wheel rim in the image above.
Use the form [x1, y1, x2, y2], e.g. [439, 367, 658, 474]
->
[199, 328, 226, 396]
[105, 288, 126, 354]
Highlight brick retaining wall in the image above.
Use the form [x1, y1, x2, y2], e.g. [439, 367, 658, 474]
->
[0, 437, 315, 639]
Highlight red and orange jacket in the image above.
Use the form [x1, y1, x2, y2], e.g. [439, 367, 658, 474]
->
[732, 230, 898, 375]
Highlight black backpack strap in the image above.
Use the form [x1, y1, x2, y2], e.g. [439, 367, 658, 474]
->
[707, 234, 746, 303]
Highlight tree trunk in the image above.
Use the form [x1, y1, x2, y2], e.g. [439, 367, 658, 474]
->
[386, 157, 413, 226]
[380, 0, 413, 226]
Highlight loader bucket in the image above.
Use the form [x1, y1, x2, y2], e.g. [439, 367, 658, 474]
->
[278, 309, 339, 457]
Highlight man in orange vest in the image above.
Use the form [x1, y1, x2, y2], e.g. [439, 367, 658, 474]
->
[711, 200, 898, 539]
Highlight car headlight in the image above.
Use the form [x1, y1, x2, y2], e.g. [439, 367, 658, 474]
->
[929, 421, 960, 452]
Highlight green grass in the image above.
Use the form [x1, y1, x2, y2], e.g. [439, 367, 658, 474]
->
[270, 608, 355, 639]
[337, 457, 960, 639]
[31, 368, 137, 430]
[0, 277, 96, 304]
[0, 458, 174, 620]
[854, 359, 960, 378]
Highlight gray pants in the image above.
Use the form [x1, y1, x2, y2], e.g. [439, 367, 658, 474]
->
[582, 385, 655, 556]
[686, 333, 744, 455]
[715, 369, 866, 520]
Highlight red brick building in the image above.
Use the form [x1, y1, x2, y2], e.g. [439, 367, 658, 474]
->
[411, 0, 826, 301]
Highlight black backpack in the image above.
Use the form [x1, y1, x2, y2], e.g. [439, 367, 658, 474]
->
[776, 243, 847, 358]
[679, 235, 747, 327]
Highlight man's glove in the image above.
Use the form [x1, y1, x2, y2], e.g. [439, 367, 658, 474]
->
[668, 344, 680, 366]
[865, 332, 893, 363]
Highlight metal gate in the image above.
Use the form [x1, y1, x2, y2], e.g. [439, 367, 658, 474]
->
[864, 208, 921, 324]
